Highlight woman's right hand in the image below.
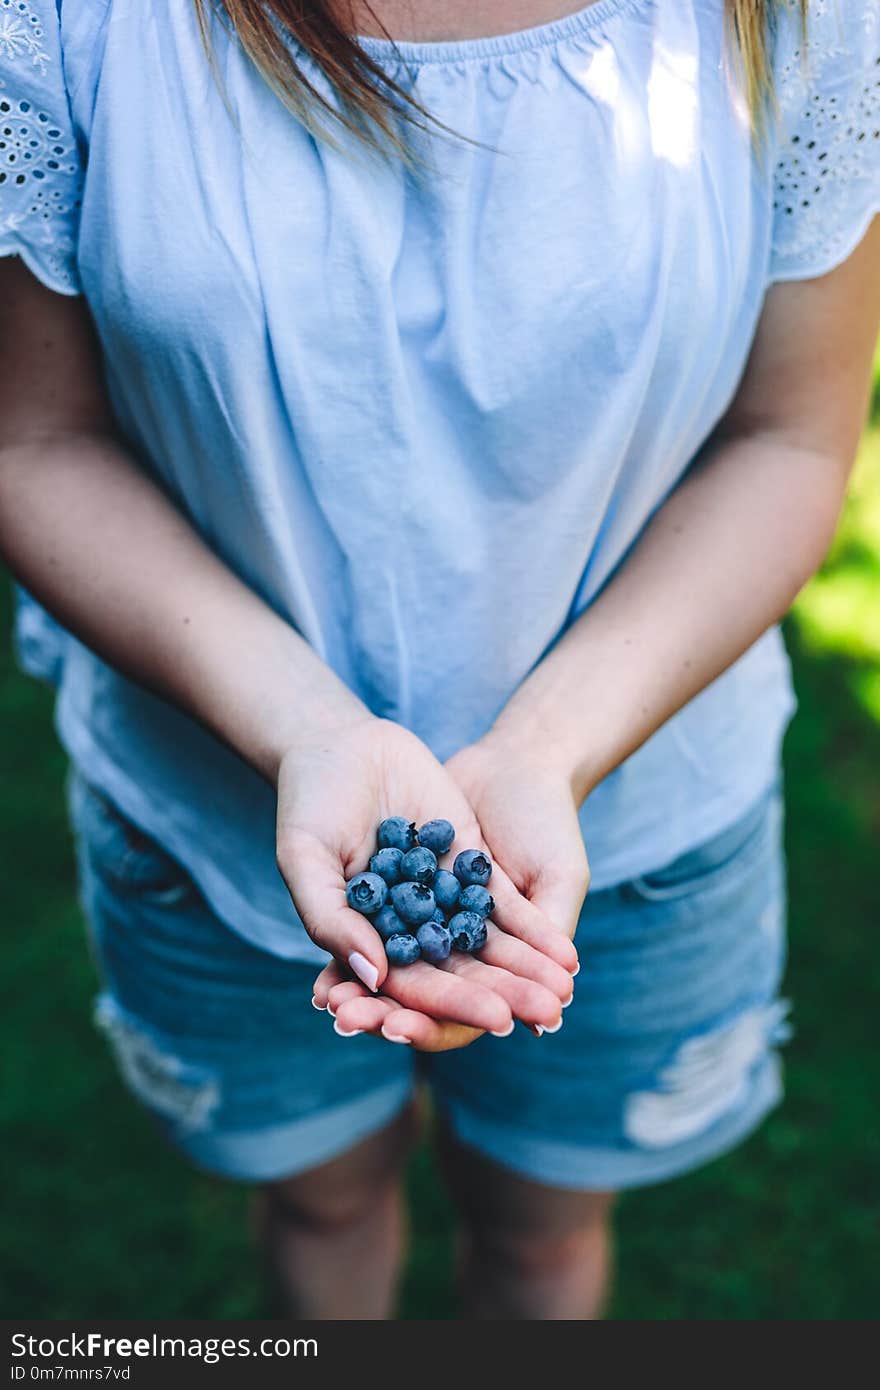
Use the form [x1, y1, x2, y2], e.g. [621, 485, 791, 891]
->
[275, 715, 578, 1051]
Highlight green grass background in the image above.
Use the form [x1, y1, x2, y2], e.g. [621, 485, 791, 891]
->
[2, 358, 878, 1320]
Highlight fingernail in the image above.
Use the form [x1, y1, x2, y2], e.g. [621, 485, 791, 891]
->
[381, 1029, 411, 1045]
[532, 1024, 545, 1037]
[310, 996, 326, 1011]
[544, 1017, 563, 1034]
[490, 1021, 515, 1038]
[562, 993, 574, 1008]
[333, 1019, 363, 1038]
[572, 961, 581, 977]
[348, 951, 379, 993]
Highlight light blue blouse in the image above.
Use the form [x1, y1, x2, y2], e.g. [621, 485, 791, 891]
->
[3, 1, 879, 961]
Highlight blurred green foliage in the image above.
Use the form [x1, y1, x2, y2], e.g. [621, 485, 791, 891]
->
[1, 362, 878, 1320]
[795, 425, 880, 723]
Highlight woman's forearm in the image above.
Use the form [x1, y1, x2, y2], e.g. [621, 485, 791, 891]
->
[0, 431, 368, 784]
[490, 427, 854, 802]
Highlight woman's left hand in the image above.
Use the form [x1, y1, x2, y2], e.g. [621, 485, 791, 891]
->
[312, 729, 588, 1045]
[445, 732, 590, 950]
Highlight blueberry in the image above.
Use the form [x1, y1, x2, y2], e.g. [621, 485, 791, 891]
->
[373, 905, 409, 941]
[448, 910, 489, 954]
[369, 847, 404, 886]
[458, 883, 495, 918]
[377, 816, 417, 852]
[417, 818, 455, 855]
[453, 848, 492, 887]
[431, 906, 447, 924]
[433, 868, 461, 914]
[390, 880, 436, 926]
[416, 921, 452, 964]
[400, 845, 437, 885]
[345, 871, 388, 915]
[385, 934, 421, 966]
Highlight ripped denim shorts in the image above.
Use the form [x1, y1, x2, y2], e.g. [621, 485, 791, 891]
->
[70, 768, 790, 1189]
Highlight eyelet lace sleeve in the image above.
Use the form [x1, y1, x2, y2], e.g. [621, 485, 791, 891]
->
[768, 0, 880, 283]
[0, 0, 83, 294]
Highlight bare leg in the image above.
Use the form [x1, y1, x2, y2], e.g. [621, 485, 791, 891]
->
[438, 1122, 615, 1320]
[254, 1101, 418, 1320]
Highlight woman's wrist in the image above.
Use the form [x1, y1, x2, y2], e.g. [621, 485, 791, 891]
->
[484, 676, 600, 807]
[192, 606, 373, 789]
[247, 635, 373, 788]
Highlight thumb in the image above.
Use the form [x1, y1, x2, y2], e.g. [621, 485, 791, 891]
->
[528, 859, 590, 945]
[277, 832, 388, 993]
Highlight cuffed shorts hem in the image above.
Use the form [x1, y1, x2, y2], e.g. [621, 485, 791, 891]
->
[439, 1055, 783, 1192]
[165, 1077, 414, 1183]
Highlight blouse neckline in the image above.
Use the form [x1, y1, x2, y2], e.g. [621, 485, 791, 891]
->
[354, 0, 646, 65]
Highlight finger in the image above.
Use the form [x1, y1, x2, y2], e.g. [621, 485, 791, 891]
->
[311, 959, 348, 1008]
[326, 979, 373, 1016]
[528, 864, 591, 946]
[377, 1007, 484, 1053]
[440, 952, 562, 1029]
[330, 997, 483, 1053]
[489, 864, 580, 973]
[278, 831, 389, 993]
[477, 928, 575, 1003]
[331, 994, 400, 1037]
[380, 960, 513, 1035]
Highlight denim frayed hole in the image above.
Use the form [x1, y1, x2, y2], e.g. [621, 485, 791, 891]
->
[623, 1001, 792, 1150]
[93, 994, 220, 1133]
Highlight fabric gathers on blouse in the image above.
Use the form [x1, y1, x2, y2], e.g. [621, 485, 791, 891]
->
[2, 0, 879, 961]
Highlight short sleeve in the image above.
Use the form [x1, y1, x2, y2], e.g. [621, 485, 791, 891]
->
[768, 0, 880, 284]
[0, 0, 84, 294]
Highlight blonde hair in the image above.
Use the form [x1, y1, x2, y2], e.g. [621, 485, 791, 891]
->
[194, 1, 809, 155]
[728, 0, 809, 138]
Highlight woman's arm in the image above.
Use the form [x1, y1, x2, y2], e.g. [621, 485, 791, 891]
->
[316, 228, 880, 1044]
[486, 221, 880, 804]
[0, 259, 367, 783]
[353, 219, 880, 1036]
[320, 225, 880, 1047]
[0, 258, 576, 1043]
[310, 233, 880, 1046]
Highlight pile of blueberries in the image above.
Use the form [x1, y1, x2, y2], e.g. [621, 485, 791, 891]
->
[345, 817, 494, 967]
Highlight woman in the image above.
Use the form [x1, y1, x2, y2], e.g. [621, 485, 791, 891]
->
[1, 0, 878, 1320]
